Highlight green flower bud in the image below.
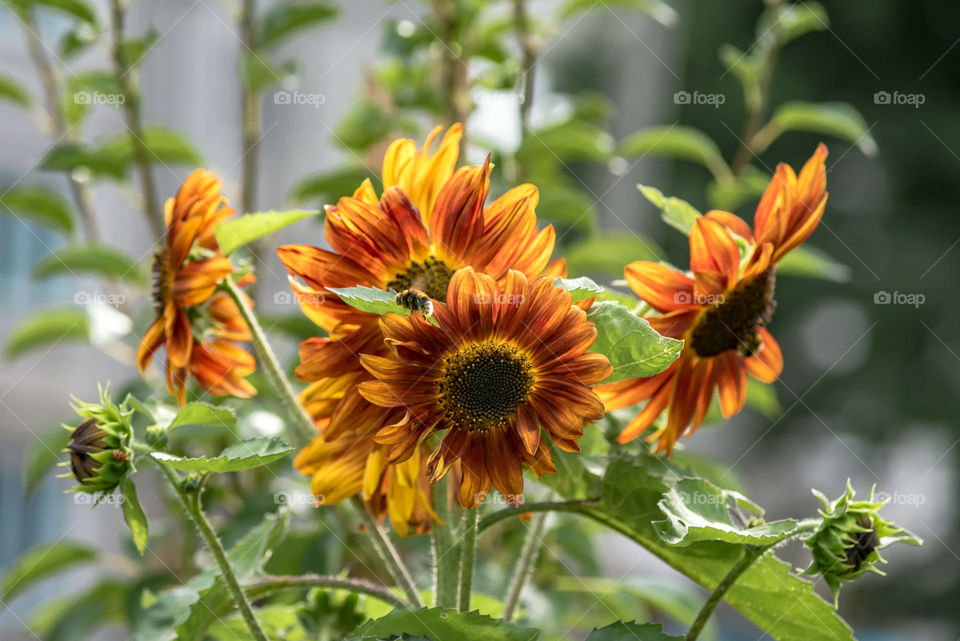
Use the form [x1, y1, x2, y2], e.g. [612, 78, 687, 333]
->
[802, 480, 921, 607]
[63, 386, 134, 496]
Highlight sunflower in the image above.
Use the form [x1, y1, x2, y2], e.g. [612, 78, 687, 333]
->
[598, 144, 828, 454]
[137, 169, 256, 405]
[277, 125, 562, 528]
[359, 267, 611, 508]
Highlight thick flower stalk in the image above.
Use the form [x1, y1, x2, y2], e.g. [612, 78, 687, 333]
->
[599, 144, 829, 453]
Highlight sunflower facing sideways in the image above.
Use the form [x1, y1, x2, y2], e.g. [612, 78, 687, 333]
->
[277, 124, 564, 532]
[598, 144, 828, 454]
[361, 268, 612, 508]
[137, 170, 256, 405]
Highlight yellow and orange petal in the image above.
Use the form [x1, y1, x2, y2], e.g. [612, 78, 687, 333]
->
[359, 267, 611, 508]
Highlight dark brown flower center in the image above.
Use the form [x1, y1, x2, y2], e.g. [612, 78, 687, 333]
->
[151, 246, 170, 316]
[844, 515, 880, 573]
[388, 256, 454, 301]
[438, 342, 535, 432]
[690, 268, 776, 358]
[68, 418, 107, 482]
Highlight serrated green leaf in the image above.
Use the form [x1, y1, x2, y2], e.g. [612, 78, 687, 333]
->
[291, 165, 378, 204]
[4, 308, 89, 360]
[258, 1, 338, 49]
[621, 126, 730, 178]
[587, 302, 682, 383]
[0, 74, 31, 107]
[554, 276, 604, 302]
[120, 479, 148, 554]
[1, 541, 97, 601]
[167, 402, 237, 431]
[766, 101, 876, 156]
[637, 184, 702, 234]
[348, 608, 540, 641]
[776, 244, 851, 282]
[654, 478, 799, 546]
[565, 232, 662, 278]
[0, 185, 76, 235]
[32, 244, 145, 283]
[584, 621, 682, 641]
[23, 425, 72, 495]
[151, 437, 293, 473]
[215, 209, 319, 256]
[329, 286, 410, 316]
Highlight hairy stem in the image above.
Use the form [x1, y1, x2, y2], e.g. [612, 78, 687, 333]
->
[109, 0, 163, 238]
[431, 476, 460, 608]
[247, 574, 410, 610]
[351, 496, 424, 608]
[157, 465, 268, 641]
[502, 508, 548, 622]
[456, 507, 478, 612]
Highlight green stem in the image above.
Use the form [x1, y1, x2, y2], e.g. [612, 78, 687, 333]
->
[247, 574, 409, 610]
[502, 508, 548, 622]
[350, 497, 423, 608]
[456, 507, 478, 612]
[223, 276, 315, 446]
[478, 500, 598, 534]
[431, 477, 460, 608]
[157, 464, 268, 641]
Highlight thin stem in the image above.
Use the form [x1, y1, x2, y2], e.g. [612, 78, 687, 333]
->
[456, 507, 478, 612]
[109, 0, 163, 238]
[18, 7, 99, 241]
[431, 476, 460, 608]
[512, 0, 535, 140]
[223, 276, 315, 446]
[157, 464, 268, 641]
[239, 0, 265, 302]
[502, 508, 548, 622]
[350, 496, 424, 608]
[478, 500, 598, 534]
[247, 574, 409, 610]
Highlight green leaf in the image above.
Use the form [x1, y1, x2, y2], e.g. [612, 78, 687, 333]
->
[776, 244, 851, 282]
[334, 100, 393, 151]
[347, 608, 540, 641]
[554, 276, 604, 302]
[760, 1, 828, 45]
[63, 70, 123, 125]
[43, 129, 204, 180]
[1, 541, 97, 601]
[518, 119, 614, 164]
[654, 478, 799, 546]
[565, 232, 662, 278]
[32, 244, 145, 284]
[706, 168, 771, 211]
[621, 126, 730, 178]
[766, 101, 876, 156]
[59, 23, 101, 60]
[41, 142, 129, 179]
[719, 44, 763, 91]
[32, 0, 98, 25]
[119, 28, 160, 68]
[586, 302, 683, 383]
[4, 308, 89, 360]
[584, 621, 682, 641]
[215, 209, 319, 256]
[291, 166, 378, 204]
[591, 457, 854, 641]
[167, 402, 237, 431]
[22, 425, 72, 495]
[31, 580, 127, 641]
[258, 1, 338, 49]
[637, 184, 702, 234]
[120, 479, 148, 554]
[0, 74, 31, 107]
[534, 181, 597, 233]
[239, 53, 297, 92]
[329, 286, 409, 316]
[151, 437, 293, 473]
[0, 185, 76, 235]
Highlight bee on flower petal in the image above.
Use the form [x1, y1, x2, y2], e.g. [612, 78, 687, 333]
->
[394, 288, 434, 316]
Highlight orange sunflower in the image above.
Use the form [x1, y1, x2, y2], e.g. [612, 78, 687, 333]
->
[599, 144, 828, 454]
[137, 169, 256, 405]
[277, 125, 562, 531]
[360, 267, 612, 509]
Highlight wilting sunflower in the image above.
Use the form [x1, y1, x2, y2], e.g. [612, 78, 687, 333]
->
[137, 169, 256, 405]
[278, 125, 562, 530]
[599, 144, 828, 453]
[360, 268, 611, 508]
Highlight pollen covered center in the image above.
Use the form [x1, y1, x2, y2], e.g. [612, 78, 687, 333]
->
[151, 246, 171, 316]
[438, 342, 535, 432]
[388, 256, 454, 301]
[690, 268, 776, 358]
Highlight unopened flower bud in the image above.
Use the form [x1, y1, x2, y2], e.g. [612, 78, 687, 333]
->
[63, 386, 134, 495]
